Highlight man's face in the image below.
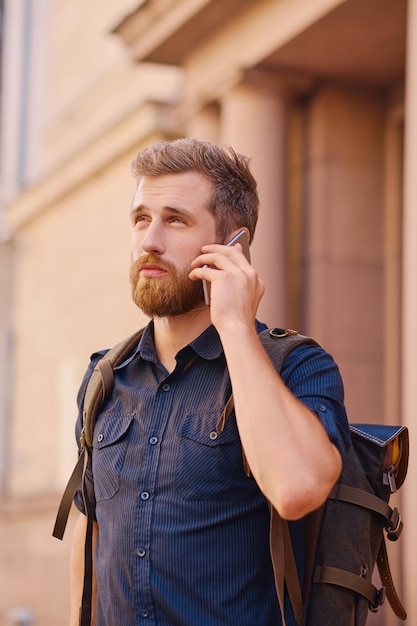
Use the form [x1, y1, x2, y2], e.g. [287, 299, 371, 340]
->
[130, 172, 217, 318]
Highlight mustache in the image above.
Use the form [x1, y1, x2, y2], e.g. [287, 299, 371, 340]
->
[132, 254, 175, 274]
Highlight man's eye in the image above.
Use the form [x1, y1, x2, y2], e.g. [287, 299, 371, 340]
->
[132, 215, 148, 226]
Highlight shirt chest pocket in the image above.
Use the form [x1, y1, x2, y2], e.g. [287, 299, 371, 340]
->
[92, 413, 134, 502]
[176, 412, 251, 501]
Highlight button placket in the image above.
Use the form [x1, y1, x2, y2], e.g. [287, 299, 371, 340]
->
[134, 374, 175, 617]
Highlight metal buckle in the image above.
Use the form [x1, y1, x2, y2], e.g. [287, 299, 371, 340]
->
[369, 586, 386, 612]
[269, 328, 298, 338]
[80, 426, 86, 450]
[386, 508, 403, 541]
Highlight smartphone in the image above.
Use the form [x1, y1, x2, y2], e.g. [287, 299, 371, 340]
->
[203, 229, 251, 305]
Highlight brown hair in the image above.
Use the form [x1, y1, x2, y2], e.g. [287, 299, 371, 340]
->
[131, 138, 259, 242]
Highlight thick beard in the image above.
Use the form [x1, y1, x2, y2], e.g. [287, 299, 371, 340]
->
[130, 254, 205, 318]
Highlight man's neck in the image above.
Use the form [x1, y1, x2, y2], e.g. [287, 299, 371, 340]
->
[153, 305, 212, 372]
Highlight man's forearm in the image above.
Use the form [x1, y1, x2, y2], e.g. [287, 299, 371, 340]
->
[221, 323, 342, 520]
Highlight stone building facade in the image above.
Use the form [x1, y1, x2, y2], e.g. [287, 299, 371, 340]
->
[0, 0, 416, 624]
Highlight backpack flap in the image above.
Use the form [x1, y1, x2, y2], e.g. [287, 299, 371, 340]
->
[350, 424, 409, 491]
[350, 424, 409, 542]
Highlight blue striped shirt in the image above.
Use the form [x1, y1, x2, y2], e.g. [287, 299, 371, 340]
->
[74, 321, 350, 625]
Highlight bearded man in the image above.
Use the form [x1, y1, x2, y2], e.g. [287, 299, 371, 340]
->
[70, 138, 350, 626]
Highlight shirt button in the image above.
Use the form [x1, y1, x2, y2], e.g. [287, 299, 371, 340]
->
[318, 404, 327, 413]
[209, 431, 218, 440]
[162, 383, 170, 392]
[140, 608, 149, 618]
[97, 434, 104, 443]
[137, 548, 146, 558]
[149, 436, 158, 445]
[141, 491, 150, 501]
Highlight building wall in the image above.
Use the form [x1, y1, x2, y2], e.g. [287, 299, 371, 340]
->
[1, 0, 414, 624]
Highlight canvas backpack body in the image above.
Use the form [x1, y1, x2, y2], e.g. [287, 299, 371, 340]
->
[301, 422, 408, 625]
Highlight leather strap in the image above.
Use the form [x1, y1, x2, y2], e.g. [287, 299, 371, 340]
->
[269, 508, 304, 626]
[216, 396, 251, 476]
[97, 358, 115, 405]
[328, 484, 397, 532]
[79, 447, 95, 626]
[312, 540, 407, 620]
[377, 538, 407, 619]
[281, 513, 303, 620]
[313, 565, 385, 608]
[83, 329, 144, 448]
[269, 505, 287, 626]
[216, 395, 235, 434]
[52, 449, 87, 540]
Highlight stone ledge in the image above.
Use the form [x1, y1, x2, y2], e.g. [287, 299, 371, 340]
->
[5, 103, 181, 232]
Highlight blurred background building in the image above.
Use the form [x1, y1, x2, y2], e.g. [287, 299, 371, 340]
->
[0, 0, 416, 624]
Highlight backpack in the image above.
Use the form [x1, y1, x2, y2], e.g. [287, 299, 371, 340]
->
[53, 327, 409, 626]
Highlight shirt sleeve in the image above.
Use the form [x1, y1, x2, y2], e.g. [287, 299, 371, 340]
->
[280, 342, 351, 459]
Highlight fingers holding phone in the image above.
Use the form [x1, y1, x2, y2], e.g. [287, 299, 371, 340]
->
[189, 229, 264, 328]
[202, 230, 251, 305]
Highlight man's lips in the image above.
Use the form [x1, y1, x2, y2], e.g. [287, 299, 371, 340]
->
[139, 264, 168, 278]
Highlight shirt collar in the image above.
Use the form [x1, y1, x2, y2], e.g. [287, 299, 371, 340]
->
[188, 324, 224, 360]
[139, 322, 224, 364]
[115, 318, 268, 370]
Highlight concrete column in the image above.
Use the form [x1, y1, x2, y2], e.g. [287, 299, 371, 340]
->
[383, 104, 403, 427]
[304, 86, 385, 422]
[381, 104, 404, 626]
[220, 77, 290, 327]
[401, 0, 417, 622]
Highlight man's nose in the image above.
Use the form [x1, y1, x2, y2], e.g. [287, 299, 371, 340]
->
[140, 221, 165, 255]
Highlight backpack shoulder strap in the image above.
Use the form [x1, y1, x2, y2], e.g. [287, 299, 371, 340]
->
[259, 326, 318, 366]
[82, 328, 145, 449]
[52, 327, 145, 542]
[216, 328, 318, 434]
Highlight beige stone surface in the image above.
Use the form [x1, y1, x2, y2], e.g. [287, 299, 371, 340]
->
[0, 0, 413, 623]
